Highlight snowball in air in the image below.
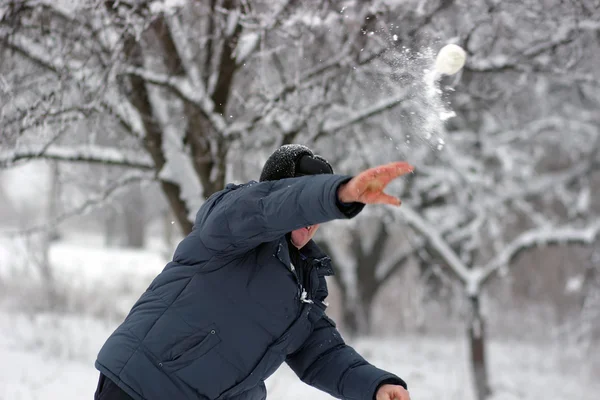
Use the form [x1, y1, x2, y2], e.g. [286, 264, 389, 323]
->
[435, 44, 466, 75]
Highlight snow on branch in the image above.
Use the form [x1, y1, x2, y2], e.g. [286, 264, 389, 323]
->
[123, 66, 228, 135]
[225, 42, 364, 139]
[223, 66, 345, 139]
[396, 205, 476, 292]
[3, 30, 103, 82]
[478, 220, 600, 285]
[500, 160, 592, 203]
[467, 19, 600, 72]
[376, 237, 426, 282]
[165, 14, 203, 87]
[233, 0, 292, 65]
[0, 145, 154, 170]
[0, 30, 61, 74]
[2, 32, 145, 138]
[312, 90, 411, 141]
[444, 159, 594, 245]
[146, 85, 204, 221]
[3, 104, 101, 136]
[16, 0, 73, 15]
[491, 117, 597, 146]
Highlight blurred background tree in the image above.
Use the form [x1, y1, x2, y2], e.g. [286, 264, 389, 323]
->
[1, 1, 599, 399]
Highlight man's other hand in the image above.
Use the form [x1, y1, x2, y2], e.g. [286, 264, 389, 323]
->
[375, 384, 411, 400]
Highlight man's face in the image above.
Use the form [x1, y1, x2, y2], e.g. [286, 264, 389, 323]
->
[290, 224, 320, 249]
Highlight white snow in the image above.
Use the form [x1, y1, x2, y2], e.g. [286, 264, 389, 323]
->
[439, 110, 456, 121]
[0, 236, 166, 279]
[397, 204, 477, 293]
[226, 8, 240, 36]
[1, 238, 598, 400]
[148, 84, 206, 220]
[576, 186, 590, 214]
[235, 32, 261, 64]
[0, 237, 167, 317]
[149, 0, 186, 14]
[395, 200, 600, 298]
[0, 145, 154, 169]
[565, 275, 584, 294]
[0, 310, 598, 400]
[479, 220, 600, 280]
[123, 66, 227, 135]
[0, 162, 51, 206]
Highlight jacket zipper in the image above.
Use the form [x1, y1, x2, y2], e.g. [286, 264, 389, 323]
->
[277, 242, 303, 299]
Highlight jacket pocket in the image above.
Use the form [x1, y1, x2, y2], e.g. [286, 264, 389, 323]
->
[174, 341, 242, 399]
[161, 324, 221, 371]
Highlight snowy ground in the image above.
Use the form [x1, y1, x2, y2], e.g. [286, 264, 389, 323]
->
[1, 311, 598, 400]
[0, 237, 598, 399]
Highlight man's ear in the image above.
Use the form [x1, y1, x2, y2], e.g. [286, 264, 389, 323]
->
[296, 154, 333, 176]
[313, 155, 333, 174]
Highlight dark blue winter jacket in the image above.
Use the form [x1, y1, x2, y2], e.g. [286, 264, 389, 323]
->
[95, 174, 407, 399]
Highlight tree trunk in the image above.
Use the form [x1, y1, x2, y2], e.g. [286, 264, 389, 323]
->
[123, 183, 146, 248]
[38, 229, 58, 309]
[341, 294, 375, 337]
[578, 254, 599, 346]
[319, 222, 389, 336]
[104, 207, 120, 247]
[341, 301, 360, 335]
[47, 161, 61, 242]
[40, 161, 60, 309]
[121, 33, 193, 235]
[468, 294, 491, 400]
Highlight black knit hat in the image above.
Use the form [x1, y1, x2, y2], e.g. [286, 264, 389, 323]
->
[259, 144, 333, 182]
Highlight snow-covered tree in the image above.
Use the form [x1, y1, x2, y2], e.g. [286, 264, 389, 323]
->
[361, 1, 600, 398]
[2, 1, 599, 399]
[0, 0, 420, 228]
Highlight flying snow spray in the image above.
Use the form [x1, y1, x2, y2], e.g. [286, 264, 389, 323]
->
[415, 43, 466, 151]
[434, 44, 466, 75]
[385, 40, 467, 154]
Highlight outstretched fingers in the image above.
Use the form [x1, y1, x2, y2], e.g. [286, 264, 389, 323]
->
[346, 161, 414, 205]
[360, 188, 401, 206]
[388, 161, 414, 177]
[378, 193, 401, 206]
[374, 163, 412, 205]
[372, 162, 414, 185]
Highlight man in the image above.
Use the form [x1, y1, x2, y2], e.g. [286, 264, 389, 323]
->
[95, 144, 412, 400]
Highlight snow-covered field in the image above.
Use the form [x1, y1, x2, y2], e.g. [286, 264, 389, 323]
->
[0, 237, 598, 400]
[1, 311, 598, 400]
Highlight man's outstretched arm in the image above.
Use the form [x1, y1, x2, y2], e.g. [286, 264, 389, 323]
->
[286, 316, 409, 400]
[198, 174, 363, 254]
[198, 162, 413, 255]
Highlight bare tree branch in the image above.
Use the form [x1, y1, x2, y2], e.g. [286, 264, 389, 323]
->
[395, 204, 474, 289]
[376, 238, 425, 283]
[1, 171, 153, 237]
[123, 66, 228, 135]
[2, 104, 100, 136]
[467, 19, 600, 73]
[1, 32, 146, 137]
[0, 145, 154, 170]
[311, 90, 411, 142]
[120, 33, 194, 234]
[479, 220, 600, 285]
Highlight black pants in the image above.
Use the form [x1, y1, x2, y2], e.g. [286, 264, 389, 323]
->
[94, 374, 134, 400]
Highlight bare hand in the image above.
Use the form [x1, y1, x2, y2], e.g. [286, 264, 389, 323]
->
[337, 162, 414, 206]
[376, 384, 411, 400]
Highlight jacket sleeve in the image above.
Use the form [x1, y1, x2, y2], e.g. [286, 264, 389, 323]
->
[198, 174, 363, 254]
[285, 316, 407, 400]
